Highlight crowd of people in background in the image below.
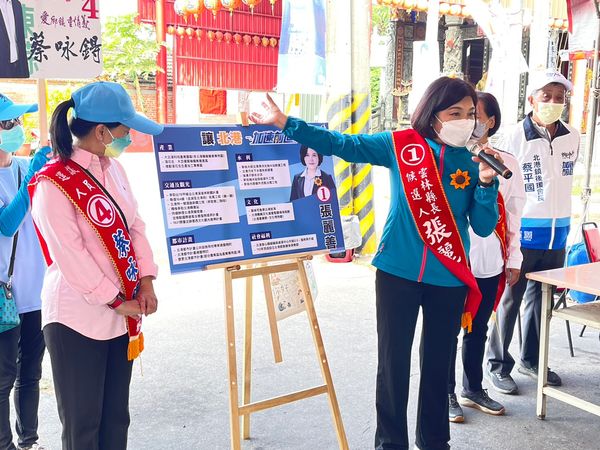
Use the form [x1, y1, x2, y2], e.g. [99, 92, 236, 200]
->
[0, 68, 580, 450]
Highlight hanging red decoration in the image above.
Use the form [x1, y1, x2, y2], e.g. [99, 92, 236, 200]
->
[252, 35, 260, 46]
[174, 0, 187, 17]
[269, 37, 277, 47]
[185, 27, 194, 38]
[242, 0, 262, 14]
[215, 31, 224, 42]
[261, 36, 269, 47]
[224, 32, 233, 43]
[167, 25, 176, 35]
[196, 28, 203, 39]
[243, 34, 252, 45]
[220, 0, 242, 16]
[183, 0, 202, 20]
[204, 0, 222, 18]
[207, 30, 216, 41]
[233, 33, 242, 44]
[269, 0, 277, 14]
[176, 26, 186, 38]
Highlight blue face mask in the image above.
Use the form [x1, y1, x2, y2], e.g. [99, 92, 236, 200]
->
[104, 129, 132, 158]
[0, 125, 25, 153]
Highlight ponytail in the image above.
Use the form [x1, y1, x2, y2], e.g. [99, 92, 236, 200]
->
[49, 99, 75, 161]
[49, 98, 120, 161]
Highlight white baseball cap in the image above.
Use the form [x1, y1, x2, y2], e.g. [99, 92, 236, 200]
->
[528, 69, 573, 97]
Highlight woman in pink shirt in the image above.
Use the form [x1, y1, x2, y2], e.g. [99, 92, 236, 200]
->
[29, 82, 162, 450]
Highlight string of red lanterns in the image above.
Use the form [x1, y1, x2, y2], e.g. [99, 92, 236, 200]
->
[375, 0, 568, 30]
[166, 24, 279, 47]
[173, 0, 278, 20]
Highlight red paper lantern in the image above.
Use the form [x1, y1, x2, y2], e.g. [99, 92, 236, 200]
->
[167, 25, 176, 35]
[449, 4, 462, 16]
[269, 37, 277, 47]
[207, 30, 216, 41]
[261, 36, 269, 47]
[233, 33, 242, 44]
[215, 31, 224, 42]
[224, 32, 233, 43]
[242, 0, 262, 14]
[183, 0, 202, 20]
[243, 34, 251, 45]
[204, 0, 222, 17]
[196, 28, 203, 39]
[252, 35, 260, 46]
[221, 0, 242, 16]
[174, 0, 187, 16]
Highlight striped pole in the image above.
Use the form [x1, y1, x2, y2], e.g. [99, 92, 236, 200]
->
[325, 92, 376, 254]
[325, 0, 376, 255]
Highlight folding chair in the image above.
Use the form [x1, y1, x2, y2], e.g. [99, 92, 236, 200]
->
[578, 222, 600, 340]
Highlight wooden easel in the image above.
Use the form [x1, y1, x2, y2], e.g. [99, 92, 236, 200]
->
[208, 252, 348, 450]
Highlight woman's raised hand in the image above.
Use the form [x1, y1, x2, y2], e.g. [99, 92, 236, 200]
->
[249, 93, 288, 130]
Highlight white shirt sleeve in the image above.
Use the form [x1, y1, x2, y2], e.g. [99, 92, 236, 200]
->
[500, 153, 526, 270]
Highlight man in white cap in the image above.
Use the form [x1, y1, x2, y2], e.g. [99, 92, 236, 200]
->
[486, 69, 579, 394]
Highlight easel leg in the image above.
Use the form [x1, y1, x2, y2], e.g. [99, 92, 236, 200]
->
[224, 269, 241, 450]
[262, 273, 283, 363]
[242, 276, 253, 439]
[296, 260, 349, 450]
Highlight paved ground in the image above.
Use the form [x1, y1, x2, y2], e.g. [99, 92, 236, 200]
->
[15, 154, 600, 449]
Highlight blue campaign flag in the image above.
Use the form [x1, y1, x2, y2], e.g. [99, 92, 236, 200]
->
[153, 124, 345, 274]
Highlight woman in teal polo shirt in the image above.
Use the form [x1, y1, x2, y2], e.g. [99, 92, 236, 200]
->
[251, 77, 501, 450]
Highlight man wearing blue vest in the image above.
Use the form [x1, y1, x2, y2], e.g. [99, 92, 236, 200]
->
[486, 70, 579, 394]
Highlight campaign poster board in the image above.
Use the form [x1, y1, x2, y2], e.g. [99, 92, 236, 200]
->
[0, 0, 102, 79]
[152, 124, 345, 274]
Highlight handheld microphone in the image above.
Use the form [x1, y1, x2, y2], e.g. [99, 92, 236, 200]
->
[467, 141, 513, 179]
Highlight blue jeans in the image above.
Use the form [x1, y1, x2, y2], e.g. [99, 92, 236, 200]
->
[0, 310, 45, 450]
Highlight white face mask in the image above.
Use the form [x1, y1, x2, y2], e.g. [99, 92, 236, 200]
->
[535, 102, 564, 125]
[435, 116, 475, 148]
[472, 119, 491, 140]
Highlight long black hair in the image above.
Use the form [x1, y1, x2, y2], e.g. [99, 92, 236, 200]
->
[50, 99, 120, 161]
[411, 77, 478, 140]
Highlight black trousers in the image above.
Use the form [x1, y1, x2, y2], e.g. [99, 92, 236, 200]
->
[44, 323, 133, 450]
[374, 270, 466, 450]
[448, 274, 501, 394]
[487, 248, 565, 374]
[0, 310, 45, 450]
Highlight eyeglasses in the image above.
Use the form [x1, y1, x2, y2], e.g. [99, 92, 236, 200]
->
[0, 118, 22, 131]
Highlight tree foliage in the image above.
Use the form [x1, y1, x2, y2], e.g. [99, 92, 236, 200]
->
[101, 13, 161, 112]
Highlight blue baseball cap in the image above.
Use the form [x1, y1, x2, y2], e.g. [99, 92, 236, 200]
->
[71, 82, 164, 135]
[0, 93, 38, 121]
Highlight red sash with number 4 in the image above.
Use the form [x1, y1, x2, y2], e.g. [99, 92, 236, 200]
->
[493, 192, 508, 311]
[392, 129, 482, 332]
[28, 158, 143, 360]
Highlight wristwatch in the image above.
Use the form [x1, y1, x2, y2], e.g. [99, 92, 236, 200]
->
[107, 292, 126, 310]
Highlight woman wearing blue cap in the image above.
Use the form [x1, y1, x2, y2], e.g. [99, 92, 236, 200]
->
[0, 93, 50, 450]
[28, 82, 163, 450]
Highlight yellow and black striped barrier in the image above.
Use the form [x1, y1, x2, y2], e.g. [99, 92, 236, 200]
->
[326, 92, 376, 255]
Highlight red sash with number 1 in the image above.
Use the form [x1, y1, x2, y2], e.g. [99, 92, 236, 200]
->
[392, 129, 482, 332]
[28, 158, 144, 360]
[493, 192, 508, 311]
